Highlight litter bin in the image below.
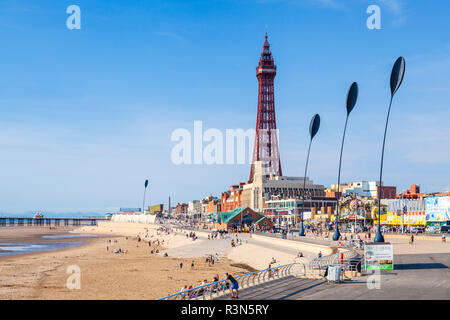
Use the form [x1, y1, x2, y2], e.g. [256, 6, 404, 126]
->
[327, 266, 342, 283]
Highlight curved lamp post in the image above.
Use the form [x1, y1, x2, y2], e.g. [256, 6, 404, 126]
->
[374, 57, 406, 243]
[299, 114, 320, 236]
[143, 179, 149, 214]
[333, 82, 358, 241]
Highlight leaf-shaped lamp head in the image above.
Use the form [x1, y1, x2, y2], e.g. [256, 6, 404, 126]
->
[390, 56, 406, 97]
[346, 82, 358, 116]
[309, 114, 320, 140]
[145, 179, 149, 188]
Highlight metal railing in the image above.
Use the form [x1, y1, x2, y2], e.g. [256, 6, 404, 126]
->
[309, 248, 361, 272]
[158, 262, 307, 300]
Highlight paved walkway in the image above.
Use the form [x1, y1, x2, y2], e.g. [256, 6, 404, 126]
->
[215, 253, 450, 300]
[214, 276, 326, 300]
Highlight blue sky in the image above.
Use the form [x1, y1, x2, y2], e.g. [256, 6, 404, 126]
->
[0, 0, 449, 214]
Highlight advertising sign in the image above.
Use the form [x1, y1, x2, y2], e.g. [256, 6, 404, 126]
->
[119, 208, 141, 212]
[385, 211, 425, 225]
[364, 243, 394, 270]
[425, 196, 450, 223]
[148, 204, 164, 214]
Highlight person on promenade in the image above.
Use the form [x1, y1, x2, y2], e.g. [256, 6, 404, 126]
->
[410, 234, 414, 245]
[226, 273, 239, 299]
[180, 285, 188, 298]
[442, 234, 446, 243]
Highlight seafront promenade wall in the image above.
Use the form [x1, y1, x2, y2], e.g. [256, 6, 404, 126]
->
[110, 214, 156, 224]
[251, 234, 338, 256]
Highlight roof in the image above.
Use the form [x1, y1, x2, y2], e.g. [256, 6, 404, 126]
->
[255, 216, 267, 224]
[214, 207, 264, 224]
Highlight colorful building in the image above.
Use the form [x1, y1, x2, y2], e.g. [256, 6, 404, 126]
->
[206, 199, 221, 214]
[176, 203, 188, 216]
[213, 207, 273, 231]
[221, 183, 244, 212]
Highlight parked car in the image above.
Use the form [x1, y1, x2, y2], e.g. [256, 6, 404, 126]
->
[411, 227, 425, 233]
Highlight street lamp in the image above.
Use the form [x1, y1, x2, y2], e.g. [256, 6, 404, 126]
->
[299, 114, 320, 236]
[333, 82, 358, 241]
[143, 179, 149, 214]
[374, 57, 406, 243]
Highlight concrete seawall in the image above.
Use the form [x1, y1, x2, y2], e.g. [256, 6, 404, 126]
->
[251, 234, 338, 256]
[110, 214, 156, 224]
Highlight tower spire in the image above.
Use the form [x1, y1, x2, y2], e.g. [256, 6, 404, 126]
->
[249, 33, 282, 183]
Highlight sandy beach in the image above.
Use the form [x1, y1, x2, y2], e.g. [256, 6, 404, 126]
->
[0, 224, 255, 300]
[0, 221, 332, 299]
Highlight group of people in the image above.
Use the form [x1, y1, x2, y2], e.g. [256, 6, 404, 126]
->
[186, 231, 198, 241]
[205, 253, 220, 266]
[179, 272, 239, 299]
[106, 239, 128, 254]
[207, 233, 220, 240]
[231, 234, 243, 247]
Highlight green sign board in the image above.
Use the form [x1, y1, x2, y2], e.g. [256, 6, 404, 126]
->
[364, 243, 394, 270]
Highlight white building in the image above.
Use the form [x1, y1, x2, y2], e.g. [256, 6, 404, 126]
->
[341, 181, 378, 198]
[188, 200, 202, 216]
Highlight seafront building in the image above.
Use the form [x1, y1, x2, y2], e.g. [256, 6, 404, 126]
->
[326, 181, 396, 199]
[213, 207, 273, 231]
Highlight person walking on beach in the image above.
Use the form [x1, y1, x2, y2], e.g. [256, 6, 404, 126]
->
[226, 273, 239, 299]
[180, 262, 183, 269]
[191, 260, 195, 269]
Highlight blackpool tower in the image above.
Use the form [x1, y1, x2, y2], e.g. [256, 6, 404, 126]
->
[249, 33, 282, 182]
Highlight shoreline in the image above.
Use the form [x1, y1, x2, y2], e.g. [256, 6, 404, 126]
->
[0, 224, 254, 299]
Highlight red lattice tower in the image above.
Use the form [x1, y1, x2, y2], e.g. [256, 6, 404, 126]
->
[249, 33, 282, 183]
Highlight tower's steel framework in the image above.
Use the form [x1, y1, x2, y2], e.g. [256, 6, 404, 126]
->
[249, 33, 282, 182]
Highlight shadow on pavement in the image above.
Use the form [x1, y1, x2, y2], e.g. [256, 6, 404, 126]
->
[395, 263, 448, 270]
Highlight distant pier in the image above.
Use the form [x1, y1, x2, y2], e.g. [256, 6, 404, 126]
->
[0, 217, 107, 227]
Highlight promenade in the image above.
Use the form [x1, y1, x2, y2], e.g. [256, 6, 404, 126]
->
[214, 236, 450, 300]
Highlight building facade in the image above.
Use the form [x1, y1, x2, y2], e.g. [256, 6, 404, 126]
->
[176, 203, 188, 216]
[221, 184, 244, 212]
[213, 207, 273, 231]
